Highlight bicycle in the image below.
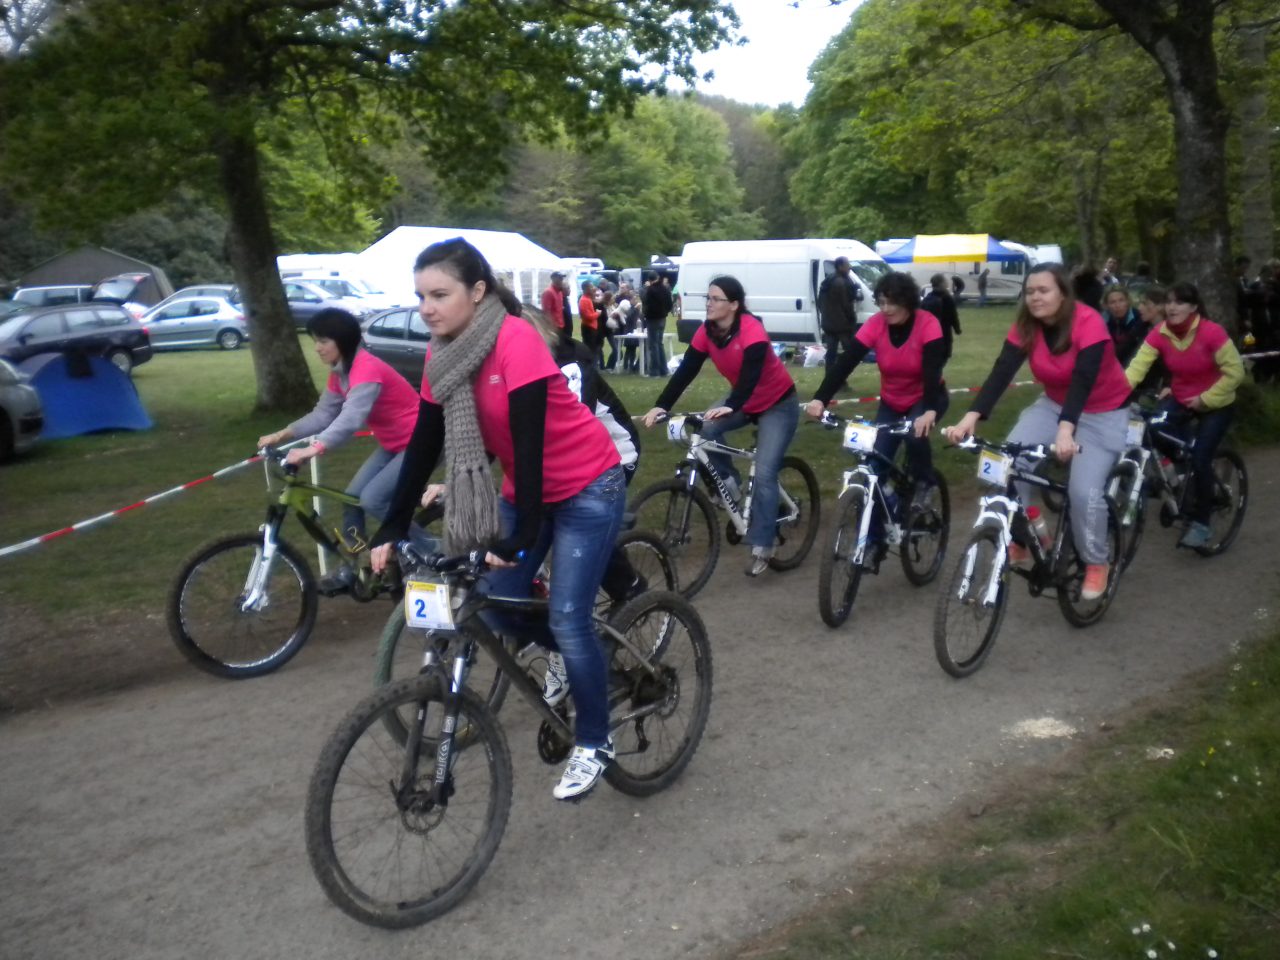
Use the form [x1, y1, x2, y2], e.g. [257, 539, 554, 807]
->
[934, 435, 1122, 678]
[166, 446, 438, 679]
[1105, 403, 1248, 568]
[812, 412, 951, 628]
[372, 526, 679, 713]
[629, 412, 821, 595]
[304, 544, 713, 928]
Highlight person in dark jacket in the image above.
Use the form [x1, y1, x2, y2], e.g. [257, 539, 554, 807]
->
[818, 256, 861, 368]
[1073, 263, 1104, 312]
[641, 271, 674, 377]
[1101, 284, 1150, 366]
[920, 273, 962, 359]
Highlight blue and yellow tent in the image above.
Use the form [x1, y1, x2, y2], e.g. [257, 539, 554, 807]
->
[882, 234, 1025, 264]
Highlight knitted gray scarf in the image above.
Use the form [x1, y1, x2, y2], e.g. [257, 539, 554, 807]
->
[425, 294, 508, 552]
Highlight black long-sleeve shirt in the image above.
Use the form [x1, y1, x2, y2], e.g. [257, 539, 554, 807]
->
[812, 317, 946, 411]
[372, 380, 550, 560]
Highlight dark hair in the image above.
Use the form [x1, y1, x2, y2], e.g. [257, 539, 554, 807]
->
[708, 275, 750, 326]
[929, 272, 947, 291]
[1015, 263, 1076, 353]
[873, 271, 920, 316]
[307, 308, 363, 368]
[413, 237, 522, 315]
[1168, 281, 1207, 315]
[1135, 261, 1153, 278]
[1138, 284, 1168, 306]
[834, 256, 850, 268]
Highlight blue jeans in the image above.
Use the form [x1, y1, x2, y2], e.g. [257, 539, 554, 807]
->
[645, 319, 667, 376]
[699, 395, 800, 550]
[1156, 399, 1234, 525]
[342, 447, 404, 546]
[872, 391, 950, 488]
[479, 465, 627, 748]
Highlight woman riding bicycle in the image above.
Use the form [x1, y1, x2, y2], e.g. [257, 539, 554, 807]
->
[1122, 281, 1244, 549]
[257, 308, 420, 594]
[804, 270, 949, 512]
[640, 275, 799, 577]
[944, 263, 1131, 601]
[370, 238, 626, 802]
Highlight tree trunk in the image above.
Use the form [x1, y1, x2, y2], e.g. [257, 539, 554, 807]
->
[218, 128, 317, 413]
[1237, 24, 1272, 272]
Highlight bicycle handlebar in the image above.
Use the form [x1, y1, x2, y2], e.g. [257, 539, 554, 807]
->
[396, 542, 489, 578]
[951, 435, 1081, 459]
[811, 410, 913, 435]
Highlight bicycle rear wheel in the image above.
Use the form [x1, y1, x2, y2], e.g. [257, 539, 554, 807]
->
[1106, 459, 1146, 571]
[817, 487, 867, 628]
[1196, 448, 1247, 557]
[1055, 499, 1122, 627]
[629, 479, 720, 597]
[167, 533, 317, 678]
[900, 469, 950, 586]
[602, 591, 713, 797]
[768, 456, 822, 570]
[934, 525, 1008, 678]
[305, 676, 512, 929]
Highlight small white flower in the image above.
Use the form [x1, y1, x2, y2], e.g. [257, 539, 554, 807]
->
[1215, 790, 1224, 799]
[1148, 949, 1158, 959]
[1206, 950, 1218, 959]
[1167, 942, 1176, 951]
[1231, 774, 1239, 783]
[1132, 926, 1142, 936]
[1142, 923, 1152, 933]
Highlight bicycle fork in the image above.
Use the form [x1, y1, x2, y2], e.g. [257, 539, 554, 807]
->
[240, 510, 287, 612]
[956, 500, 1013, 608]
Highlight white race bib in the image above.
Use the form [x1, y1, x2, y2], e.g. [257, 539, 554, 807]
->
[666, 416, 687, 444]
[976, 449, 1013, 488]
[842, 421, 878, 454]
[1126, 418, 1144, 446]
[404, 580, 455, 631]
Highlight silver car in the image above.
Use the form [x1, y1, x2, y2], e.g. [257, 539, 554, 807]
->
[0, 357, 43, 462]
[141, 296, 250, 350]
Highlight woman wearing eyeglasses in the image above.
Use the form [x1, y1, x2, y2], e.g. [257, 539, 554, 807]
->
[640, 276, 798, 577]
[1123, 281, 1243, 549]
[803, 271, 949, 512]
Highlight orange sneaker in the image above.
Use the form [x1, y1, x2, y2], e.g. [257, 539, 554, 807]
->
[1081, 564, 1110, 601]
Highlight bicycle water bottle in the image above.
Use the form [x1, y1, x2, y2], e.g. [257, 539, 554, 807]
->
[1027, 506, 1050, 551]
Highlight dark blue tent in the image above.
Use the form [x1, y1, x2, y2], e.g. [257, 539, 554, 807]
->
[17, 352, 152, 439]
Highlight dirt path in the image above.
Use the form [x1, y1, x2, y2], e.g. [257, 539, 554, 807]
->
[3, 449, 1278, 960]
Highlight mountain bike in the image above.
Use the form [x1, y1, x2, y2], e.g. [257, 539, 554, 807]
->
[372, 526, 679, 713]
[166, 447, 439, 679]
[812, 412, 950, 628]
[304, 544, 712, 929]
[628, 412, 821, 595]
[934, 435, 1122, 678]
[1105, 403, 1248, 568]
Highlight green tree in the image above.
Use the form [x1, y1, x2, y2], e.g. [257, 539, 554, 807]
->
[0, 0, 735, 412]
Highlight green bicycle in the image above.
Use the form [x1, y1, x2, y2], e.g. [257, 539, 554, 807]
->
[166, 446, 438, 679]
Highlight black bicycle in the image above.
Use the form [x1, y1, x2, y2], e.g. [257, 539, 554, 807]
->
[304, 545, 712, 929]
[934, 436, 1122, 678]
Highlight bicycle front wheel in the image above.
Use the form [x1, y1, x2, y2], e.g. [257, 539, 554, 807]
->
[305, 676, 512, 929]
[934, 525, 1008, 678]
[602, 591, 713, 797]
[167, 533, 317, 678]
[768, 456, 822, 570]
[629, 479, 720, 597]
[1106, 459, 1146, 571]
[817, 487, 867, 628]
[900, 469, 950, 586]
[1197, 448, 1247, 557]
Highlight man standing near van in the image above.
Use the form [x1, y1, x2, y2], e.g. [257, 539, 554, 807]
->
[642, 271, 673, 377]
[818, 256, 860, 368]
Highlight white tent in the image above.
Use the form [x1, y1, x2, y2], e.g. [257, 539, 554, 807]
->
[355, 226, 568, 307]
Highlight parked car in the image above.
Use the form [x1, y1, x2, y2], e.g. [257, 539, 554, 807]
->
[0, 357, 43, 462]
[282, 273, 401, 311]
[362, 306, 429, 386]
[11, 285, 95, 308]
[285, 279, 363, 329]
[141, 296, 249, 350]
[0, 300, 30, 318]
[0, 303, 152, 373]
[149, 284, 240, 314]
[89, 273, 155, 320]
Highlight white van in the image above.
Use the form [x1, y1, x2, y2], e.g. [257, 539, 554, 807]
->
[675, 239, 890, 343]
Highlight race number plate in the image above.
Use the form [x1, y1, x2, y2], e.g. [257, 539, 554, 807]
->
[404, 580, 455, 631]
[976, 449, 1013, 488]
[1126, 418, 1144, 446]
[666, 416, 687, 444]
[842, 421, 878, 454]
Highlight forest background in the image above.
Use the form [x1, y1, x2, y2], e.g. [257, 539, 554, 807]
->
[1, 0, 1278, 409]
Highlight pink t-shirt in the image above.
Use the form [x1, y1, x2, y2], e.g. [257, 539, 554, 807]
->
[1144, 318, 1230, 406]
[855, 309, 944, 410]
[1006, 303, 1130, 413]
[690, 313, 795, 414]
[420, 316, 620, 502]
[326, 349, 419, 453]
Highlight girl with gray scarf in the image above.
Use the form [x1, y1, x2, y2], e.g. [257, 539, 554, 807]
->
[370, 238, 626, 802]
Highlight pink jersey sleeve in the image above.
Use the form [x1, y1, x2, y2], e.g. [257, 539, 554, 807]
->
[856, 312, 885, 350]
[690, 325, 710, 352]
[1199, 320, 1229, 352]
[496, 317, 561, 391]
[915, 310, 943, 343]
[419, 346, 436, 403]
[1072, 305, 1110, 349]
[736, 314, 770, 347]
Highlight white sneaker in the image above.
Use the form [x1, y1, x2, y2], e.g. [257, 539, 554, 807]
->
[552, 741, 615, 801]
[542, 652, 569, 707]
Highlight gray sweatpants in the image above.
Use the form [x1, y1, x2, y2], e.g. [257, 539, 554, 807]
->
[1007, 394, 1127, 565]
